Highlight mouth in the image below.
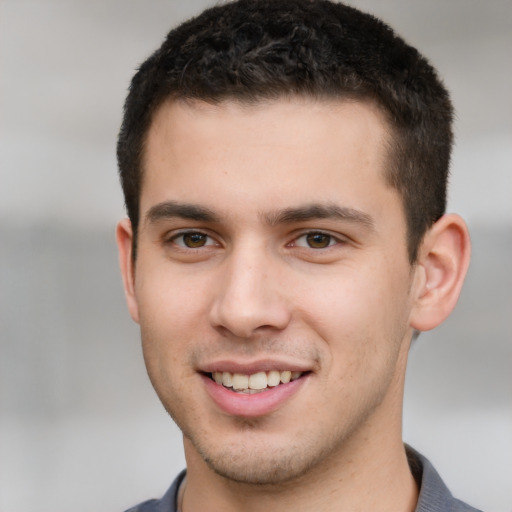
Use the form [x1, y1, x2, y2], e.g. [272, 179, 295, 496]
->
[208, 370, 305, 394]
[202, 366, 310, 417]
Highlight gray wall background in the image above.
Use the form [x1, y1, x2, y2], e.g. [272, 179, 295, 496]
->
[0, 1, 510, 511]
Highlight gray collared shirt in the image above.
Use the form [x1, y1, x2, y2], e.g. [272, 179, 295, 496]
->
[125, 446, 483, 512]
[406, 446, 482, 512]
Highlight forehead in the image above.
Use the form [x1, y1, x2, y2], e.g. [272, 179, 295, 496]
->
[146, 96, 390, 150]
[141, 97, 396, 223]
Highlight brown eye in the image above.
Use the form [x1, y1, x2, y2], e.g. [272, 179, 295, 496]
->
[183, 233, 207, 248]
[174, 232, 211, 248]
[305, 232, 332, 248]
[293, 232, 338, 249]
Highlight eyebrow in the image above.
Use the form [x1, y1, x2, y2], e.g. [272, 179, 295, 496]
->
[264, 203, 375, 229]
[144, 200, 374, 230]
[145, 200, 219, 224]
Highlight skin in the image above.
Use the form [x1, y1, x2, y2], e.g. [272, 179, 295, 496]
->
[117, 97, 470, 512]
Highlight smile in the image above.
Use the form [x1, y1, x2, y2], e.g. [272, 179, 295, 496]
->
[210, 370, 303, 394]
[202, 367, 310, 417]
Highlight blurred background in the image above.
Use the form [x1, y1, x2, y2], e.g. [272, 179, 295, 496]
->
[0, 1, 510, 511]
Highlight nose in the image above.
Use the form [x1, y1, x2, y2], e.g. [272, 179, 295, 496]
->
[209, 245, 291, 339]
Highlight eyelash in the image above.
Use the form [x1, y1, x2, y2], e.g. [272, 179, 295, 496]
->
[167, 230, 343, 251]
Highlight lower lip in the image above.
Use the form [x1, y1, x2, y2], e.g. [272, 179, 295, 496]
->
[202, 374, 308, 418]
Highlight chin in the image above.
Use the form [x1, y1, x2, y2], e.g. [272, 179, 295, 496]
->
[186, 429, 337, 487]
[205, 450, 317, 486]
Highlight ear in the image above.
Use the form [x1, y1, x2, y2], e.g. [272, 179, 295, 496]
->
[116, 218, 140, 324]
[409, 214, 471, 332]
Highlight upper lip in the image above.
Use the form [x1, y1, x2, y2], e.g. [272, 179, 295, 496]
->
[199, 359, 314, 375]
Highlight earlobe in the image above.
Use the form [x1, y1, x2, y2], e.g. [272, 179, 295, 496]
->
[116, 218, 140, 324]
[410, 214, 471, 332]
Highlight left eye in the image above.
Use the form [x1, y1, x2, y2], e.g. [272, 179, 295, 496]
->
[173, 232, 216, 249]
[294, 232, 337, 249]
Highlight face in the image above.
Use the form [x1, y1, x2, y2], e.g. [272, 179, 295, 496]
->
[119, 98, 420, 485]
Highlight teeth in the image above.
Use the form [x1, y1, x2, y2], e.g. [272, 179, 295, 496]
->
[267, 370, 281, 387]
[232, 373, 249, 390]
[248, 372, 267, 390]
[211, 370, 304, 392]
[222, 371, 233, 387]
[280, 370, 291, 384]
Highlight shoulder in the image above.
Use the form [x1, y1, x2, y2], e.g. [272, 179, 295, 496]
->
[407, 446, 483, 512]
[123, 470, 186, 512]
[124, 499, 160, 512]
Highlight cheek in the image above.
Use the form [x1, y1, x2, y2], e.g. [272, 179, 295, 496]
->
[295, 260, 412, 363]
[135, 272, 210, 382]
[136, 265, 211, 331]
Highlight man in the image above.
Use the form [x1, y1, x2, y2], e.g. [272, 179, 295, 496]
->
[115, 1, 478, 510]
